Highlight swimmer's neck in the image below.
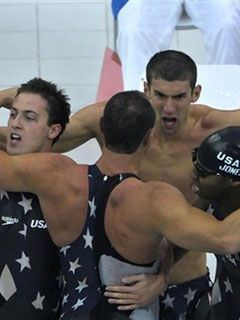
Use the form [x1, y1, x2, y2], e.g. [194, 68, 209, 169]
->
[96, 147, 140, 177]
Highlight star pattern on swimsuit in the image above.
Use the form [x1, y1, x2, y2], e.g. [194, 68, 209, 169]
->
[210, 201, 240, 317]
[0, 190, 9, 200]
[59, 167, 104, 319]
[32, 292, 45, 310]
[0, 191, 61, 317]
[18, 193, 33, 214]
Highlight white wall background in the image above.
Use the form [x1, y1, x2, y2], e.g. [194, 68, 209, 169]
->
[0, 0, 208, 112]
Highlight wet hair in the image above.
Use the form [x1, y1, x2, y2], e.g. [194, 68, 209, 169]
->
[101, 91, 155, 154]
[197, 126, 240, 181]
[16, 77, 71, 144]
[146, 50, 197, 90]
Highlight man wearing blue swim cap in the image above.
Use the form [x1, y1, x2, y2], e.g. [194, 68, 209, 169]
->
[192, 126, 240, 319]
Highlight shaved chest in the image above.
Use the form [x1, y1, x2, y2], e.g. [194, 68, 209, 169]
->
[139, 139, 200, 202]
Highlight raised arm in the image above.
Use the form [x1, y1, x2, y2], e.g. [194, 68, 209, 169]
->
[0, 87, 18, 150]
[53, 101, 106, 153]
[0, 150, 88, 246]
[0, 87, 17, 107]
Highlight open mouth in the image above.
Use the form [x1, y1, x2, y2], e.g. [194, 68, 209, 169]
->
[162, 117, 177, 127]
[10, 133, 22, 142]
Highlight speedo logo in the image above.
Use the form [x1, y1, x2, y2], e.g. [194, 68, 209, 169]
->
[30, 220, 47, 229]
[1, 216, 19, 225]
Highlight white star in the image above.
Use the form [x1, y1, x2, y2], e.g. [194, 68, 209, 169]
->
[60, 245, 71, 256]
[19, 224, 27, 238]
[88, 197, 96, 217]
[162, 293, 175, 309]
[18, 194, 33, 214]
[0, 265, 17, 300]
[224, 254, 238, 266]
[69, 258, 81, 274]
[75, 277, 88, 293]
[224, 277, 233, 293]
[82, 228, 93, 249]
[184, 287, 197, 304]
[0, 190, 9, 200]
[16, 251, 31, 272]
[32, 292, 45, 310]
[72, 297, 87, 310]
[62, 294, 69, 305]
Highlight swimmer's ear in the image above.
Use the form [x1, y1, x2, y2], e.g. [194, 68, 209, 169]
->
[192, 85, 202, 102]
[48, 123, 62, 141]
[144, 81, 150, 98]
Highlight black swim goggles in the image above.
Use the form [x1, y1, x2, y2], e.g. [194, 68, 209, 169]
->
[191, 147, 220, 179]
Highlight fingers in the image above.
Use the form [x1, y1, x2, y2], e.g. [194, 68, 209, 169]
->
[117, 304, 139, 311]
[107, 298, 136, 305]
[105, 295, 140, 310]
[121, 274, 145, 284]
[105, 285, 134, 293]
[104, 290, 135, 300]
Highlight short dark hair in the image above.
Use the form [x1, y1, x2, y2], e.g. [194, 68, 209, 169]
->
[16, 77, 71, 144]
[101, 91, 155, 154]
[146, 50, 197, 90]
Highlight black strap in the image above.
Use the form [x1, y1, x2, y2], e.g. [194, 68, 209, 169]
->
[92, 173, 139, 320]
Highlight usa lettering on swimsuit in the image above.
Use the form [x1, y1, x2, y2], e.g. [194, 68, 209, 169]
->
[30, 219, 47, 229]
[217, 151, 240, 176]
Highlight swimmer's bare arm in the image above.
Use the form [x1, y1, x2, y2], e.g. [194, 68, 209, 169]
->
[104, 238, 174, 311]
[202, 106, 240, 128]
[0, 87, 17, 150]
[0, 87, 17, 108]
[53, 101, 105, 152]
[0, 127, 7, 151]
[0, 151, 86, 246]
[152, 181, 240, 254]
